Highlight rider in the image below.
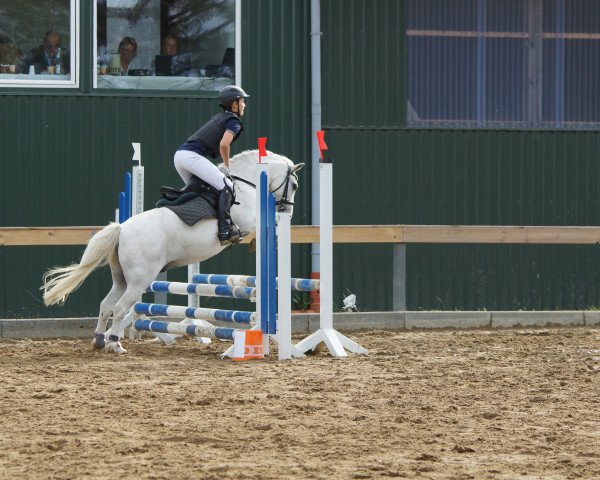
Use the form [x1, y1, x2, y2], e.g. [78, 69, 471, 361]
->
[174, 85, 249, 245]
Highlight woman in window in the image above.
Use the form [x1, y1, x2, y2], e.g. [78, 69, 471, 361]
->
[117, 36, 140, 75]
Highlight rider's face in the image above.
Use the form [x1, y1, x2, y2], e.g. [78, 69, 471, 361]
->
[233, 98, 246, 116]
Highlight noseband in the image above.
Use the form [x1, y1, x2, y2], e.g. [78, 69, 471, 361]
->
[231, 166, 296, 211]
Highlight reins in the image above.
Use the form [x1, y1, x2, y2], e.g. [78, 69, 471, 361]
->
[231, 166, 296, 211]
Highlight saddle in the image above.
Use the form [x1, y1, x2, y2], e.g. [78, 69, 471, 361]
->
[157, 176, 219, 205]
[156, 176, 219, 226]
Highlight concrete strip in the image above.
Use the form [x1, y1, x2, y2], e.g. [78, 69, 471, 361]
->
[584, 311, 600, 326]
[302, 312, 405, 332]
[1, 311, 597, 340]
[0, 318, 96, 339]
[405, 311, 491, 329]
[290, 314, 310, 334]
[491, 311, 585, 328]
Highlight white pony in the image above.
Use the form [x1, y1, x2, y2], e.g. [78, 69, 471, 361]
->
[41, 150, 304, 354]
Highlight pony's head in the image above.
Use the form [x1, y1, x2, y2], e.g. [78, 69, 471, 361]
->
[266, 153, 304, 214]
[227, 150, 305, 215]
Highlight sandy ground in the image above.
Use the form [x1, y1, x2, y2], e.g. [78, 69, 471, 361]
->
[1, 327, 599, 480]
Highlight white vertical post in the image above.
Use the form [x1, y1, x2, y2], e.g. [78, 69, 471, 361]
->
[277, 212, 292, 360]
[319, 161, 333, 330]
[131, 166, 144, 216]
[126, 142, 144, 340]
[131, 142, 144, 215]
[188, 263, 200, 308]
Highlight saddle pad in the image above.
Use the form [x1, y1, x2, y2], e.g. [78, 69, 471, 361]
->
[162, 195, 217, 226]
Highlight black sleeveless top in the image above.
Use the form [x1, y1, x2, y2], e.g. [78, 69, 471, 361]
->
[178, 111, 243, 159]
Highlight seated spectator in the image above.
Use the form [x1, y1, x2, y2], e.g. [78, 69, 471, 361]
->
[20, 31, 69, 74]
[161, 35, 180, 56]
[118, 36, 141, 75]
[0, 41, 21, 72]
[152, 35, 183, 75]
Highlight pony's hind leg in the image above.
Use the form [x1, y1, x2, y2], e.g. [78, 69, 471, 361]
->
[92, 270, 126, 349]
[104, 286, 146, 355]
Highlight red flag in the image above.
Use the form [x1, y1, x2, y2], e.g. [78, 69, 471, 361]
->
[258, 137, 268, 159]
[317, 130, 328, 159]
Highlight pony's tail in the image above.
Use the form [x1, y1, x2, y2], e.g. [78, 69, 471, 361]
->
[41, 223, 122, 306]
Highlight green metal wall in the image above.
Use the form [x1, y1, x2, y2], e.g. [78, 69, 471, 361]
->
[0, 0, 312, 318]
[320, 0, 600, 311]
[325, 129, 600, 311]
[2, 0, 600, 317]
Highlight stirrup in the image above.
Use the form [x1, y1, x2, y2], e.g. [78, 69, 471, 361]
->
[218, 228, 247, 246]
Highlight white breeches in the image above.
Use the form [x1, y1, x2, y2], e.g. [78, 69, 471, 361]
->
[173, 150, 232, 191]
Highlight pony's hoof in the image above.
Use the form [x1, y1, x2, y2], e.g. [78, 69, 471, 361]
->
[91, 333, 106, 350]
[105, 340, 127, 355]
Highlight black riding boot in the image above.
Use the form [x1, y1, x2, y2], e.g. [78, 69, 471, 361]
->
[217, 186, 243, 245]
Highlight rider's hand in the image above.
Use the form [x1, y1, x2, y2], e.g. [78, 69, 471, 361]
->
[222, 165, 231, 176]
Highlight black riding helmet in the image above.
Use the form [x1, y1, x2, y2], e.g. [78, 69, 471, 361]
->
[218, 85, 250, 109]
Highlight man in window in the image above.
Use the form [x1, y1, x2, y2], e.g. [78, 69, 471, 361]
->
[20, 31, 69, 75]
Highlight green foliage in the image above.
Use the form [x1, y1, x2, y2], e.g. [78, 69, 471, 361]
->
[293, 291, 313, 311]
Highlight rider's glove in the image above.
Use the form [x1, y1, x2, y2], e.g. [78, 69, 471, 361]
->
[222, 165, 231, 176]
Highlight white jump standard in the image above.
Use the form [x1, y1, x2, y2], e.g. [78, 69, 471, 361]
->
[294, 130, 368, 357]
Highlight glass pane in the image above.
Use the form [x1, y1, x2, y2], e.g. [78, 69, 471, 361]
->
[0, 0, 74, 84]
[95, 0, 236, 91]
[542, 0, 600, 126]
[486, 38, 526, 122]
[407, 0, 600, 128]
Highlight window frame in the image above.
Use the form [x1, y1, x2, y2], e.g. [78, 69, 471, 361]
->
[0, 0, 80, 89]
[92, 0, 241, 94]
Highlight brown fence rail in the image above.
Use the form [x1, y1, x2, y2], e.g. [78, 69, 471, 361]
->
[2, 225, 600, 246]
[2, 225, 600, 311]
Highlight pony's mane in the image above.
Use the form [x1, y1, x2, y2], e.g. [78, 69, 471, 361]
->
[229, 149, 292, 166]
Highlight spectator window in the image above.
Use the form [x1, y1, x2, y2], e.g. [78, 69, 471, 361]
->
[0, 0, 78, 88]
[407, 0, 600, 129]
[94, 0, 238, 92]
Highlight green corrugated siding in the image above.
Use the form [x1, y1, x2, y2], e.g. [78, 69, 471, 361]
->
[318, 0, 600, 312]
[2, 0, 600, 317]
[322, 0, 406, 128]
[326, 129, 600, 311]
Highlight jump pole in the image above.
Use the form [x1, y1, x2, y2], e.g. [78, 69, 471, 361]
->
[294, 130, 368, 357]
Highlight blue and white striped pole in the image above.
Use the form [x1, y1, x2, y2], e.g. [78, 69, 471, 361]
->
[147, 281, 256, 301]
[191, 273, 320, 292]
[134, 319, 236, 341]
[134, 302, 256, 324]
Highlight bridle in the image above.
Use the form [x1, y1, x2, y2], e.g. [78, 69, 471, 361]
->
[231, 166, 297, 211]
